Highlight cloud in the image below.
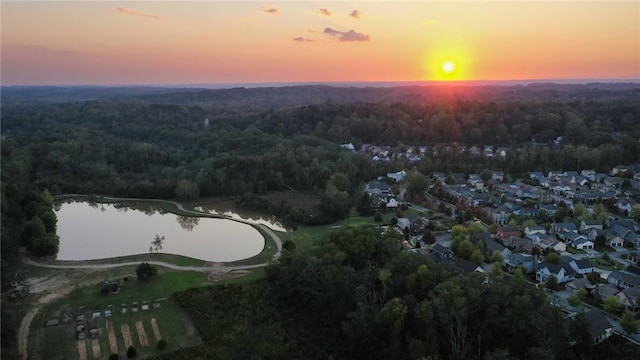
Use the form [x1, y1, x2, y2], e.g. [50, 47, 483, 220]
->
[421, 19, 437, 25]
[350, 10, 361, 19]
[260, 6, 279, 14]
[323, 28, 369, 42]
[318, 8, 331, 16]
[116, 6, 160, 19]
[293, 37, 313, 42]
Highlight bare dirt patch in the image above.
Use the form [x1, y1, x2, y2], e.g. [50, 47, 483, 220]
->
[77, 340, 87, 360]
[121, 324, 133, 348]
[135, 321, 149, 347]
[150, 318, 162, 341]
[91, 338, 101, 359]
[107, 320, 118, 354]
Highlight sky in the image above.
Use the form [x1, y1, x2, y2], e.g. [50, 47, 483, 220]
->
[1, 1, 639, 85]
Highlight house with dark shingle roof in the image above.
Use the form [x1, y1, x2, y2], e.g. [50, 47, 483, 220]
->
[582, 310, 614, 345]
[607, 271, 640, 289]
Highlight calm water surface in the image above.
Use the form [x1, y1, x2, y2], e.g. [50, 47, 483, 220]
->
[55, 201, 264, 261]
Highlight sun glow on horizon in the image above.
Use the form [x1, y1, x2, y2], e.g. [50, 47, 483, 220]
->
[442, 61, 455, 74]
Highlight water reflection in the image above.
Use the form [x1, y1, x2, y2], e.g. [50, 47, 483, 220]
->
[177, 215, 199, 231]
[194, 203, 287, 232]
[55, 201, 263, 262]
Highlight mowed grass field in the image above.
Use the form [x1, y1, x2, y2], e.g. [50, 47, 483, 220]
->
[29, 270, 209, 360]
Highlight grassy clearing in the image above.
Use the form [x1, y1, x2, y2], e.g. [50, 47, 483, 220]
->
[225, 225, 279, 266]
[32, 270, 207, 360]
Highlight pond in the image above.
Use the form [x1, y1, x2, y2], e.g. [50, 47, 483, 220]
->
[55, 200, 265, 262]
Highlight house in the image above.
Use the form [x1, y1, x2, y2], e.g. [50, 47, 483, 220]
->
[596, 284, 620, 301]
[386, 170, 406, 183]
[497, 226, 520, 240]
[565, 278, 595, 293]
[476, 235, 511, 259]
[536, 262, 575, 283]
[569, 259, 594, 275]
[607, 271, 640, 289]
[454, 258, 485, 275]
[580, 220, 603, 231]
[431, 243, 454, 261]
[539, 238, 567, 252]
[386, 198, 399, 209]
[489, 206, 511, 225]
[540, 204, 558, 217]
[524, 226, 546, 236]
[572, 238, 594, 250]
[582, 310, 614, 345]
[627, 252, 640, 265]
[552, 222, 578, 234]
[491, 171, 504, 182]
[615, 199, 635, 216]
[397, 218, 411, 231]
[558, 232, 587, 245]
[365, 181, 390, 196]
[607, 236, 624, 248]
[341, 143, 356, 151]
[505, 253, 535, 273]
[615, 287, 640, 312]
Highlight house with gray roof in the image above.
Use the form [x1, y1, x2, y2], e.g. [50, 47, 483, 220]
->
[607, 271, 640, 289]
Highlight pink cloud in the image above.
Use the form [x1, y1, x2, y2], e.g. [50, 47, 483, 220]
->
[116, 6, 160, 20]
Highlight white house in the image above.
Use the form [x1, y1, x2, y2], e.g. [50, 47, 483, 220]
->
[573, 238, 594, 250]
[536, 262, 575, 283]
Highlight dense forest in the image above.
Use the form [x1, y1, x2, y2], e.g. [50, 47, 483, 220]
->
[2, 84, 640, 358]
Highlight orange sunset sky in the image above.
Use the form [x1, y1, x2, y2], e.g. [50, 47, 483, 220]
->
[1, 1, 639, 85]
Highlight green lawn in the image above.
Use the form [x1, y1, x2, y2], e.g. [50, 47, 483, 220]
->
[565, 247, 586, 255]
[32, 270, 209, 360]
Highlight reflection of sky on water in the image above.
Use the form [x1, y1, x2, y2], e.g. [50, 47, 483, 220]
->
[55, 202, 263, 262]
[194, 206, 288, 232]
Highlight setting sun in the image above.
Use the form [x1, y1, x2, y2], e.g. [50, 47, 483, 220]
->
[442, 61, 455, 74]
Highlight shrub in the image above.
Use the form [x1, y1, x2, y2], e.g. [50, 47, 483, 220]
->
[157, 338, 168, 350]
[126, 346, 137, 359]
[109, 354, 119, 360]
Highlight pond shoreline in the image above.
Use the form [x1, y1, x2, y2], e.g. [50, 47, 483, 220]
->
[51, 195, 283, 266]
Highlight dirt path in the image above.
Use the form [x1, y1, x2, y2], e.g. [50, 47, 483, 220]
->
[91, 339, 101, 359]
[77, 340, 87, 360]
[150, 318, 162, 341]
[107, 320, 118, 354]
[135, 321, 149, 347]
[121, 324, 133, 348]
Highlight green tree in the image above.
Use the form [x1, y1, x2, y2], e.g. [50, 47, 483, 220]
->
[567, 289, 588, 310]
[136, 262, 158, 281]
[39, 210, 57, 234]
[328, 172, 351, 192]
[546, 275, 559, 291]
[545, 252, 561, 265]
[602, 295, 623, 315]
[109, 354, 119, 360]
[595, 234, 607, 249]
[373, 211, 383, 223]
[157, 338, 168, 350]
[406, 171, 430, 198]
[40, 189, 54, 207]
[480, 169, 493, 183]
[282, 239, 296, 252]
[620, 311, 640, 335]
[356, 192, 374, 216]
[175, 179, 199, 201]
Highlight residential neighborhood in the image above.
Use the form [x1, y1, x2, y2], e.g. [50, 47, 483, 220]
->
[362, 160, 640, 346]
